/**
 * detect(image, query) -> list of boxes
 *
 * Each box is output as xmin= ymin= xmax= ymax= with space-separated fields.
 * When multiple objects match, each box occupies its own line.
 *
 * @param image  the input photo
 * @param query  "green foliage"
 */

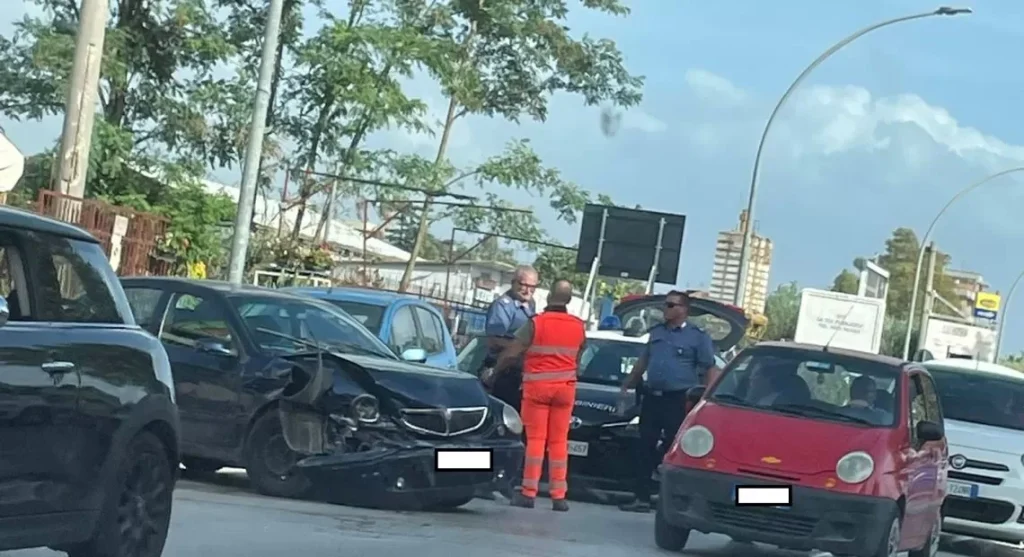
xmin=393 ymin=0 xmax=644 ymax=287
xmin=831 ymin=269 xmax=859 ymax=295
xmin=1000 ymin=352 xmax=1024 ymax=372
xmin=831 ymin=228 xmax=960 ymax=322
xmin=763 ymin=282 xmax=800 ymax=341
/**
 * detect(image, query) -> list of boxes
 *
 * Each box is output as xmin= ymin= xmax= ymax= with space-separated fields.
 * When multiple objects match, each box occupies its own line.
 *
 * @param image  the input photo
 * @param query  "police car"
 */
xmin=457 ymin=294 xmax=747 ymax=498
xmin=920 ymin=358 xmax=1024 ymax=546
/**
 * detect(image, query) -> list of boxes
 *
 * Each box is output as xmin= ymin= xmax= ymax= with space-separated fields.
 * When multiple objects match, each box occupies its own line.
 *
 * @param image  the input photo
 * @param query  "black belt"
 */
xmin=645 ymin=388 xmax=690 ymax=397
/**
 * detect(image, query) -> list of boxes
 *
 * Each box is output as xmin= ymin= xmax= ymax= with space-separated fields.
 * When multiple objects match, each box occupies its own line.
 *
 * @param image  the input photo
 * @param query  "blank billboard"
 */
xmin=573 ymin=204 xmax=686 ymax=284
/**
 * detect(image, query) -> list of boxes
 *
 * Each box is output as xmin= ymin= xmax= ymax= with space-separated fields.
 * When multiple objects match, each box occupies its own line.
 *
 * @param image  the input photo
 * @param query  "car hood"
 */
xmin=613 ymin=294 xmax=749 ymax=352
xmin=280 ymin=352 xmax=490 ymax=411
xmin=573 ymin=381 xmax=636 ymax=425
xmin=694 ymin=402 xmax=888 ymax=475
xmin=338 ymin=354 xmax=490 ymax=408
xmin=945 ymin=418 xmax=1024 ymax=456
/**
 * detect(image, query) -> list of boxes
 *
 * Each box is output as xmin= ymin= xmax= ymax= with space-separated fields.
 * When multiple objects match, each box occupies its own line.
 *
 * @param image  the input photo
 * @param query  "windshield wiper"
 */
xmin=327 ymin=341 xmax=391 ymax=359
xmin=255 ymin=327 xmax=328 ymax=352
xmin=709 ymin=393 xmax=747 ymax=405
xmin=771 ymin=403 xmax=875 ymax=425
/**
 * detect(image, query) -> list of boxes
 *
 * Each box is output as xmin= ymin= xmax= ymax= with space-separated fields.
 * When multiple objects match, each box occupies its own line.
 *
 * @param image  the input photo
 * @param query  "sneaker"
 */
xmin=618 ymin=499 xmax=651 ymax=513
xmin=552 ymin=499 xmax=569 ymax=512
xmin=510 ymin=492 xmax=535 ymax=508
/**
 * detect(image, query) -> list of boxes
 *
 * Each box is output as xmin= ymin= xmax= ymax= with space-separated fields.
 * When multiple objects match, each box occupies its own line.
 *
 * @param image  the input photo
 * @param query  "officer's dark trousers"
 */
xmin=633 ymin=389 xmax=689 ymax=503
xmin=491 ymin=368 xmax=522 ymax=413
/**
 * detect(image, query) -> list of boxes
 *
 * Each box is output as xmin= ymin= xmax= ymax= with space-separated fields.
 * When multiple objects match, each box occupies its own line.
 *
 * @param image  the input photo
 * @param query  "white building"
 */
xmin=199 ymin=180 xmax=423 ymax=262
xmin=708 ymin=210 xmax=772 ymax=314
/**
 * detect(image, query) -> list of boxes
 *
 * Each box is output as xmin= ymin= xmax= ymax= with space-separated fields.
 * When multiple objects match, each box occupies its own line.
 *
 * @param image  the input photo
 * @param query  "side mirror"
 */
xmin=916 ymin=420 xmax=944 ymax=442
xmin=401 ymin=348 xmax=428 ymax=363
xmin=196 ymin=337 xmax=234 ymax=357
xmin=686 ymin=386 xmax=707 ymax=406
xmin=0 ymin=295 xmax=9 ymax=328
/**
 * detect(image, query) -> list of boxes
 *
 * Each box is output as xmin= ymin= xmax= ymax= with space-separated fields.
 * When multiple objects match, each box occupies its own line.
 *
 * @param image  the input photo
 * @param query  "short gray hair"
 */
xmin=514 ymin=265 xmax=537 ymax=281
xmin=548 ymin=279 xmax=573 ymax=306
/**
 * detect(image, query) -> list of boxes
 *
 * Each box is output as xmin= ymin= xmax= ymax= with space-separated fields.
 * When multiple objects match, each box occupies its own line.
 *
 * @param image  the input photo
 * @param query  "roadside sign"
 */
xmin=973 ymin=291 xmax=1001 ymax=320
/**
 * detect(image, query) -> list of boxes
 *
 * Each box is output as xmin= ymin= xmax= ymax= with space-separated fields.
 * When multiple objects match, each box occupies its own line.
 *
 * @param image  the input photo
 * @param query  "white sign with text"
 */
xmin=794 ymin=289 xmax=886 ymax=354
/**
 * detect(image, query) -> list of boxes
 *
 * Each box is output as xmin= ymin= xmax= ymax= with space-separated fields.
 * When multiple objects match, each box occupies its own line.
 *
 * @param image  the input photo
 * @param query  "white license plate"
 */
xmin=948 ymin=480 xmax=978 ymax=498
xmin=567 ymin=441 xmax=589 ymax=457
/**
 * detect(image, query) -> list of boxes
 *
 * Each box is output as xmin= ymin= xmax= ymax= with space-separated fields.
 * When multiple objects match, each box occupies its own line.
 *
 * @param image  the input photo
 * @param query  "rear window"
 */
xmin=617 ymin=303 xmax=733 ymax=342
xmin=709 ymin=347 xmax=902 ymax=427
xmin=326 ymin=300 xmax=385 ymax=334
xmin=579 ymin=338 xmax=645 ymax=385
xmin=926 ymin=365 xmax=1024 ymax=431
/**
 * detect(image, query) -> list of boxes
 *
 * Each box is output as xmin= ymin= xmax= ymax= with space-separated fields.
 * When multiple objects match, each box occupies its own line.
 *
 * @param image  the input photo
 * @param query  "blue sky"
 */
xmin=6 ymin=1 xmax=1024 ymax=349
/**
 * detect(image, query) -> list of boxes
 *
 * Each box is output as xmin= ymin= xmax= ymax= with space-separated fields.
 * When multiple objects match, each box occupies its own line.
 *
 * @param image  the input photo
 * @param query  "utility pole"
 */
xmin=50 ymin=0 xmax=109 ymax=203
xmin=226 ymin=0 xmax=286 ymax=285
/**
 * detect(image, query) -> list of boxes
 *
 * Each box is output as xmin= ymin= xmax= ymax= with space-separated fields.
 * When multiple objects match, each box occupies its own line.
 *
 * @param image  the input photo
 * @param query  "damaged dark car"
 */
xmin=120 ymin=277 xmax=524 ymax=509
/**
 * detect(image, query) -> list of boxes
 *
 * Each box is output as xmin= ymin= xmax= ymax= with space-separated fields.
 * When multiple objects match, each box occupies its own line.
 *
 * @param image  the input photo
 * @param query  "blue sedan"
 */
xmin=284 ymin=286 xmax=459 ymax=370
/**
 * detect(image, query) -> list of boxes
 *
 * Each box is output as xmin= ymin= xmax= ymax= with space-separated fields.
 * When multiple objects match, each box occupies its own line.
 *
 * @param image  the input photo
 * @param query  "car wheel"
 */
xmin=66 ymin=431 xmax=174 ymax=557
xmin=908 ymin=512 xmax=940 ymax=557
xmin=181 ymin=457 xmax=223 ymax=475
xmin=654 ymin=504 xmax=690 ymax=551
xmin=244 ymin=411 xmax=312 ymax=499
xmin=872 ymin=512 xmax=902 ymax=557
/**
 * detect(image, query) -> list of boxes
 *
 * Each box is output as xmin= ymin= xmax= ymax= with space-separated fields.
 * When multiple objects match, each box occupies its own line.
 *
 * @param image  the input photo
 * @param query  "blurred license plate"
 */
xmin=567 ymin=441 xmax=589 ymax=457
xmin=948 ymin=481 xmax=978 ymax=498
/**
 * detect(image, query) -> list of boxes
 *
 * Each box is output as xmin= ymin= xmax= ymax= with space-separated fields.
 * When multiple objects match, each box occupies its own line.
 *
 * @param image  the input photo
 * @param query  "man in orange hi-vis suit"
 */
xmin=493 ymin=279 xmax=585 ymax=512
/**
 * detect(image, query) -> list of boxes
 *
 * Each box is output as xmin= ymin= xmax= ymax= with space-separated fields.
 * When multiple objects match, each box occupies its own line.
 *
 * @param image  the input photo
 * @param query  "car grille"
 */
xmin=944 ymin=496 xmax=1016 ymax=524
xmin=399 ymin=407 xmax=488 ymax=437
xmin=708 ymin=503 xmax=817 ymax=537
xmin=949 ymin=471 xmax=1002 ymax=486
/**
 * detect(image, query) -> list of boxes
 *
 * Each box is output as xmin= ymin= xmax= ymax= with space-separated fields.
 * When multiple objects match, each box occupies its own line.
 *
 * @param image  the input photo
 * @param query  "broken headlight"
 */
xmin=502 ymin=403 xmax=523 ymax=435
xmin=350 ymin=394 xmax=380 ymax=424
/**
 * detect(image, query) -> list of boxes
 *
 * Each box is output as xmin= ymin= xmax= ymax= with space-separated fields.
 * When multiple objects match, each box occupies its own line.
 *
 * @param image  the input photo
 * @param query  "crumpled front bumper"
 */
xmin=295 ymin=438 xmax=524 ymax=506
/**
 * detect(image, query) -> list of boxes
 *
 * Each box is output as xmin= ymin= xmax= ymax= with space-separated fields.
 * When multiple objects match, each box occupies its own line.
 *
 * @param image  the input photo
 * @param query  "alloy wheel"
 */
xmin=115 ymin=449 xmax=172 ymax=556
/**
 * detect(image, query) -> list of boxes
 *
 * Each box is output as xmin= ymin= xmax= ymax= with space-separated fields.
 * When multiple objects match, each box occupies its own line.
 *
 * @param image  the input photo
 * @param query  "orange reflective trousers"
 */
xmin=519 ymin=380 xmax=576 ymax=500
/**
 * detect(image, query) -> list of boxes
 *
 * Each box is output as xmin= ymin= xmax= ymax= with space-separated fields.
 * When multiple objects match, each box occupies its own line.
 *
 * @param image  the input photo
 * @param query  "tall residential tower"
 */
xmin=709 ymin=211 xmax=773 ymax=314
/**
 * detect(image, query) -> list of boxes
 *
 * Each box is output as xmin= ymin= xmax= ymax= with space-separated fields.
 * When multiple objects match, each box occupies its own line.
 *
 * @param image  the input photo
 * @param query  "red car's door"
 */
xmin=900 ymin=372 xmax=943 ymax=548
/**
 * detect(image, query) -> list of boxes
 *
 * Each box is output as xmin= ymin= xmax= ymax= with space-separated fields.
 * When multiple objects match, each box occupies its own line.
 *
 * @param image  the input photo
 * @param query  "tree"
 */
xmin=393 ymin=0 xmax=644 ymax=290
xmin=763 ymin=282 xmax=800 ymax=341
xmin=831 ymin=269 xmax=859 ymax=295
xmin=0 ymin=0 xmax=250 ymax=265
xmin=832 ymin=228 xmax=959 ymax=322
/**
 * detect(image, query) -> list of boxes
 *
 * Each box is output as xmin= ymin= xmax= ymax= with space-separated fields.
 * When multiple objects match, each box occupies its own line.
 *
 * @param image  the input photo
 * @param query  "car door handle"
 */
xmin=41 ymin=361 xmax=75 ymax=374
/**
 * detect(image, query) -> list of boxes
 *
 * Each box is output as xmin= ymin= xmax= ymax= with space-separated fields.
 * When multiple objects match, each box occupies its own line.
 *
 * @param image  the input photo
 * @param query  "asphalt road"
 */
xmin=3 ymin=471 xmax=1018 ymax=557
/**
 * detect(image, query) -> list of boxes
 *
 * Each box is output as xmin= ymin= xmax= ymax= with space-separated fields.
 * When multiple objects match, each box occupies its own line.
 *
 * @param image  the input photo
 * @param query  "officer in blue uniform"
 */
xmin=481 ymin=265 xmax=538 ymax=412
xmin=617 ymin=290 xmax=720 ymax=513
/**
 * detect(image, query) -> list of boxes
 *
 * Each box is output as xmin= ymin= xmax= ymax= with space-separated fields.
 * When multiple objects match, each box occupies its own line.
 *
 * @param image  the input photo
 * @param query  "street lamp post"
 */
xmin=995 ymin=269 xmax=1024 ymax=359
xmin=735 ymin=6 xmax=972 ymax=307
xmin=901 ymin=166 xmax=1024 ymax=360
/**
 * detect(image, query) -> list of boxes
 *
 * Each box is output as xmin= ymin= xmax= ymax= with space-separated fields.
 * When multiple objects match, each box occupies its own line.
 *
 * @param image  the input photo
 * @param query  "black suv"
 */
xmin=0 ymin=206 xmax=179 ymax=557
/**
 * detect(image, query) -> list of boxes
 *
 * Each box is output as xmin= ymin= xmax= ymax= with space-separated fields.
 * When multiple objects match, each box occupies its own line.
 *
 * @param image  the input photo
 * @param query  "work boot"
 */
xmin=552 ymin=499 xmax=569 ymax=512
xmin=510 ymin=492 xmax=535 ymax=508
xmin=618 ymin=499 xmax=651 ymax=513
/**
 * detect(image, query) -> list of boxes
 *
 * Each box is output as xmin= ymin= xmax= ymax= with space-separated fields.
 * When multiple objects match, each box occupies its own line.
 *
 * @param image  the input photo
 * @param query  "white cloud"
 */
xmin=680 ymin=68 xmax=1024 ymax=173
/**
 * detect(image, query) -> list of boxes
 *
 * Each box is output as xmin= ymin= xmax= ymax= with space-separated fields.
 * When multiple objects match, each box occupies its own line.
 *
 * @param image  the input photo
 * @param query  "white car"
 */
xmin=922 ymin=358 xmax=1024 ymax=545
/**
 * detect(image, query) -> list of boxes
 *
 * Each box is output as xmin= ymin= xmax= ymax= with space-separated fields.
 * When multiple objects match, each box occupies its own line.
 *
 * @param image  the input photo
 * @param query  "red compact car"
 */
xmin=656 ymin=342 xmax=948 ymax=557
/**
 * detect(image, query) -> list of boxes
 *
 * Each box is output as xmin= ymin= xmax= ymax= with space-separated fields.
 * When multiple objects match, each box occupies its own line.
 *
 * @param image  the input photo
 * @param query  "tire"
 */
xmin=654 ymin=503 xmax=690 ymax=551
xmin=66 ymin=431 xmax=174 ymax=557
xmin=908 ymin=511 xmax=941 ymax=557
xmin=872 ymin=511 xmax=903 ymax=557
xmin=181 ymin=457 xmax=223 ymax=475
xmin=244 ymin=410 xmax=312 ymax=499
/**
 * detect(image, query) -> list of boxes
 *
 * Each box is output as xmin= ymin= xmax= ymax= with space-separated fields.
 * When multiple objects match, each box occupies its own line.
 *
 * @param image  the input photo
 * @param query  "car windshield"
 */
xmin=926 ymin=365 xmax=1024 ymax=431
xmin=709 ymin=346 xmax=902 ymax=427
xmin=230 ymin=295 xmax=396 ymax=360
xmin=325 ymin=300 xmax=386 ymax=334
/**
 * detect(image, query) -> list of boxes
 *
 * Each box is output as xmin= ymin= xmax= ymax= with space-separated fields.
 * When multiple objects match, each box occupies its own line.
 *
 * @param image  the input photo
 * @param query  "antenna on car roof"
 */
xmin=823 ymin=304 xmax=856 ymax=353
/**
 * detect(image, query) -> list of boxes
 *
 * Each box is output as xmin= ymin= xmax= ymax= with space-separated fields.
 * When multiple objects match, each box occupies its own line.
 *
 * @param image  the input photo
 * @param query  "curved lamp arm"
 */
xmin=995 ymin=270 xmax=1024 ymax=359
xmin=735 ymin=6 xmax=973 ymax=306
xmin=902 ymin=165 xmax=1024 ymax=360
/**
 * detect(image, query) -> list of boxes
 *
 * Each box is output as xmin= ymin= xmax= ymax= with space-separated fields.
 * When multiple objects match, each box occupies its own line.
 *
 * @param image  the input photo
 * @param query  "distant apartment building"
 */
xmin=945 ymin=268 xmax=989 ymax=318
xmin=708 ymin=211 xmax=773 ymax=314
